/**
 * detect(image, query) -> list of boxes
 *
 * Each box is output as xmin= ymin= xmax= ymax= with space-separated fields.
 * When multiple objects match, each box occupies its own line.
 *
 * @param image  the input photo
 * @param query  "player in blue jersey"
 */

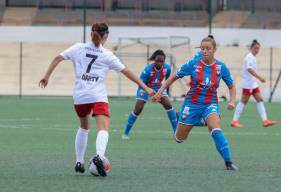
xmin=152 ymin=37 xmax=238 ymax=170
xmin=123 ymin=50 xmax=178 ymax=139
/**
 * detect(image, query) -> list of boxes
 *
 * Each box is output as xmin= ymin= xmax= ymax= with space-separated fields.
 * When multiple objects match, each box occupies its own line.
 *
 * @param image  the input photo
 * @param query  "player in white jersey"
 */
xmin=39 ymin=23 xmax=154 ymax=176
xmin=231 ymin=40 xmax=277 ymax=128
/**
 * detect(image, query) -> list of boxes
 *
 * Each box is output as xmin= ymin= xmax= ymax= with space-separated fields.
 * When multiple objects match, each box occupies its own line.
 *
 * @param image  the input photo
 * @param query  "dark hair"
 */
xmin=201 ymin=36 xmax=216 ymax=48
xmin=149 ymin=49 xmax=166 ymax=61
xmin=207 ymin=34 xmax=214 ymax=39
xmin=250 ymin=39 xmax=260 ymax=49
xmin=91 ymin=23 xmax=109 ymax=47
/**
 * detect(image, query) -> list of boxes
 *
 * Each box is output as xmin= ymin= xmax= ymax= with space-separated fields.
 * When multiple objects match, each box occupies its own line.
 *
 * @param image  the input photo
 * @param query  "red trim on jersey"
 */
xmin=147 ymin=67 xmax=156 ymax=87
xmin=190 ymin=60 xmax=205 ymax=103
xmin=159 ymin=67 xmax=164 ymax=82
xmin=74 ymin=102 xmax=110 ymax=118
xmin=205 ymin=62 xmax=218 ymax=104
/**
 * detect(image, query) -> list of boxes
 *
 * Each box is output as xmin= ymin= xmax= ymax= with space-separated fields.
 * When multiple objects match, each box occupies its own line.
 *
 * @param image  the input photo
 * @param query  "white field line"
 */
xmin=0 ymin=124 xmax=280 ymax=137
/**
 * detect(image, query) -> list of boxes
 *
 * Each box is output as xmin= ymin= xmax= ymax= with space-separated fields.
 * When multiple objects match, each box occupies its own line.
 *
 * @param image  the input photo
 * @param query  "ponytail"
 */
xmin=92 ymin=31 xmax=101 ymax=47
xmin=91 ymin=23 xmax=109 ymax=47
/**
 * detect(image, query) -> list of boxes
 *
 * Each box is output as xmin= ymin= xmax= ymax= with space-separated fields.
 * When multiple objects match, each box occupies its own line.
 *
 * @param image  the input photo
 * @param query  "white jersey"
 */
xmin=242 ymin=52 xmax=258 ymax=89
xmin=60 ymin=42 xmax=125 ymax=104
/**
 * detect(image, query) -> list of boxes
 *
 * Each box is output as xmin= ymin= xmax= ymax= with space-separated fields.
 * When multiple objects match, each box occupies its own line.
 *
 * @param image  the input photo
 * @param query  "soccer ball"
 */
xmin=88 ymin=156 xmax=110 ymax=176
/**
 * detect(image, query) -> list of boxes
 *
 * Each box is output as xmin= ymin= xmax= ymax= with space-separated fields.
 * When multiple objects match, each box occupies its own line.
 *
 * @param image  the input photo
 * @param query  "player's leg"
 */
xmin=74 ymin=104 xmax=92 ymax=173
xmin=159 ymin=96 xmax=177 ymax=134
xmin=92 ymin=114 xmax=110 ymax=176
xmin=92 ymin=102 xmax=111 ymax=176
xmin=123 ymin=99 xmax=146 ymax=138
xmin=175 ymin=123 xmax=193 ymax=143
xmin=231 ymin=89 xmax=250 ymax=127
xmin=206 ymin=112 xmax=237 ymax=170
xmin=253 ymin=88 xmax=277 ymax=127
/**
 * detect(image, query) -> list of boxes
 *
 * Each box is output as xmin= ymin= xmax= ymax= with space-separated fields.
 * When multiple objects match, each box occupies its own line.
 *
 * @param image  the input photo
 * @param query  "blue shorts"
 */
xmin=136 ymin=88 xmax=168 ymax=102
xmin=178 ymin=102 xmax=220 ymax=126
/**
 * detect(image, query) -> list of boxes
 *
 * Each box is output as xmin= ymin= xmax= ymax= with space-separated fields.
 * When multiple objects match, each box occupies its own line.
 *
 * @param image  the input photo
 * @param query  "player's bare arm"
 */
xmin=248 ymin=68 xmax=266 ymax=83
xmin=39 ymin=55 xmax=64 ymax=88
xmin=227 ymin=84 xmax=236 ymax=110
xmin=121 ymin=67 xmax=155 ymax=96
xmin=152 ymin=73 xmax=178 ymax=102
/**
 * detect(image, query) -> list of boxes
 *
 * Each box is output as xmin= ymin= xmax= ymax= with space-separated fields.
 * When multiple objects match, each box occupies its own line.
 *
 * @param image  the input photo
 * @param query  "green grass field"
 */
xmin=0 ymin=96 xmax=280 ymax=192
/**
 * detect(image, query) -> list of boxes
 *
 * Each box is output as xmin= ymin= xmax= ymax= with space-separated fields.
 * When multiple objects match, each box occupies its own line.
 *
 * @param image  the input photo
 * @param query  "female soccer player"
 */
xmin=231 ymin=40 xmax=277 ymax=128
xmin=39 ymin=23 xmax=154 ymax=176
xmin=152 ymin=36 xmax=238 ymax=170
xmin=122 ymin=50 xmax=177 ymax=139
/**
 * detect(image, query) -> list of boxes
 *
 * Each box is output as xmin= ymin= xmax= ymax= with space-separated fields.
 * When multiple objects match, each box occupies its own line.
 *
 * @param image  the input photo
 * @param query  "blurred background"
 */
xmin=0 ymin=0 xmax=280 ymax=101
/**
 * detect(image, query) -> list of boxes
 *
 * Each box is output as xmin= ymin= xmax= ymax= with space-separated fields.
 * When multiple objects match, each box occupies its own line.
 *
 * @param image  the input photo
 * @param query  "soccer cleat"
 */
xmin=230 ymin=120 xmax=243 ymax=128
xmin=75 ymin=162 xmax=85 ymax=173
xmin=93 ymin=155 xmax=107 ymax=177
xmin=263 ymin=120 xmax=277 ymax=127
xmin=225 ymin=161 xmax=238 ymax=171
xmin=121 ymin=134 xmax=129 ymax=140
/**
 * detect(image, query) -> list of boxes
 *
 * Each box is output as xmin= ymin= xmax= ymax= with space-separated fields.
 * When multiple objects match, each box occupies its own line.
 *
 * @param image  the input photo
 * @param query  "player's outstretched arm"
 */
xmin=121 ymin=67 xmax=155 ymax=96
xmin=248 ymin=68 xmax=266 ymax=83
xmin=152 ymin=73 xmax=178 ymax=102
xmin=227 ymin=84 xmax=236 ymax=110
xmin=39 ymin=55 xmax=64 ymax=88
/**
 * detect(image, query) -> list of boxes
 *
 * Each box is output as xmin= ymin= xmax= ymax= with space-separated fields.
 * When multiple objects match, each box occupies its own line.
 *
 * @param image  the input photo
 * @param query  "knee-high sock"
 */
xmin=75 ymin=128 xmax=88 ymax=164
xmin=257 ymin=102 xmax=267 ymax=121
xmin=166 ymin=108 xmax=177 ymax=133
xmin=233 ymin=102 xmax=245 ymax=121
xmin=211 ymin=128 xmax=231 ymax=162
xmin=124 ymin=112 xmax=138 ymax=135
xmin=96 ymin=130 xmax=109 ymax=159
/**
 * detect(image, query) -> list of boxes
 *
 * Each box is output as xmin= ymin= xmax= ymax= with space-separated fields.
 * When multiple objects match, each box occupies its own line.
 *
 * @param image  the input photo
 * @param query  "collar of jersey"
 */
xmin=200 ymin=59 xmax=216 ymax=67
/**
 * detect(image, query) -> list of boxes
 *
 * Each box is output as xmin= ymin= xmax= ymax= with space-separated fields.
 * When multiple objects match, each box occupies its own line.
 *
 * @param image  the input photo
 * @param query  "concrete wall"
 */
xmin=0 ymin=26 xmax=281 ymax=48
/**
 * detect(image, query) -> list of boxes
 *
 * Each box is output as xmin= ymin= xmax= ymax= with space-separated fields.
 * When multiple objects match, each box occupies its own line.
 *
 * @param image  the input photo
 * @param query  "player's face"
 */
xmin=200 ymin=41 xmax=216 ymax=62
xmin=251 ymin=44 xmax=260 ymax=56
xmin=154 ymin=55 xmax=165 ymax=69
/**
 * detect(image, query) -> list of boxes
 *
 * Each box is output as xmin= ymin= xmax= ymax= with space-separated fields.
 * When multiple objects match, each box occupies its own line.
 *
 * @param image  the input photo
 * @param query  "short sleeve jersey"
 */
xmin=60 ymin=42 xmax=125 ymax=104
xmin=176 ymin=58 xmax=234 ymax=105
xmin=242 ymin=52 xmax=258 ymax=89
xmin=140 ymin=63 xmax=171 ymax=89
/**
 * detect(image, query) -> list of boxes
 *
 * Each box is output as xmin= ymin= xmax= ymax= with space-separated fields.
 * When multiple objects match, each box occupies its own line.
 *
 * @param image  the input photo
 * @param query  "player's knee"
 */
xmin=133 ymin=109 xmax=142 ymax=116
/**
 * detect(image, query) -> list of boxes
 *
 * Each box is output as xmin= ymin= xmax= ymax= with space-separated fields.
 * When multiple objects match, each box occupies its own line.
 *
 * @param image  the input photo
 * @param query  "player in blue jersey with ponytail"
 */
xmin=152 ymin=37 xmax=238 ymax=170
xmin=123 ymin=50 xmax=177 ymax=139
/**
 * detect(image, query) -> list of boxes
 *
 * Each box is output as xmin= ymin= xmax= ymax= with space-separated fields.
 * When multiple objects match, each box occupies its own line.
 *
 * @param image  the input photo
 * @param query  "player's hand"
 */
xmin=259 ymin=77 xmax=266 ymax=83
xmin=39 ymin=77 xmax=48 ymax=88
xmin=151 ymin=92 xmax=161 ymax=102
xmin=227 ymin=101 xmax=235 ymax=110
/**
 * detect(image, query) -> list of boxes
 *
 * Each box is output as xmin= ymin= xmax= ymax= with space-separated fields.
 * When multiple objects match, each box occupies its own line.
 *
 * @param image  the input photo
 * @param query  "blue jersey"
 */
xmin=193 ymin=51 xmax=203 ymax=60
xmin=176 ymin=58 xmax=234 ymax=105
xmin=140 ymin=63 xmax=171 ymax=89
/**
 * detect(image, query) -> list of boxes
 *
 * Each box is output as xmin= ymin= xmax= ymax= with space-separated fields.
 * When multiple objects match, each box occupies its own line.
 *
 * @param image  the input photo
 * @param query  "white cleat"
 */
xmin=122 ymin=134 xmax=129 ymax=140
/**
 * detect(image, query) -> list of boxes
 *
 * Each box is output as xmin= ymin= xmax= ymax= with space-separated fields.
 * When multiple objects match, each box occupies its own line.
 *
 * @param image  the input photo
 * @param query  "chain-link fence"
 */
xmin=0 ymin=42 xmax=280 ymax=101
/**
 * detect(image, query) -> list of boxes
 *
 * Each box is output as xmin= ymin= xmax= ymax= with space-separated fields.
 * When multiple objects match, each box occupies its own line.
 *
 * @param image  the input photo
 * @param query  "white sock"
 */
xmin=96 ymin=130 xmax=109 ymax=159
xmin=75 ymin=128 xmax=89 ymax=164
xmin=233 ymin=102 xmax=245 ymax=121
xmin=257 ymin=102 xmax=267 ymax=121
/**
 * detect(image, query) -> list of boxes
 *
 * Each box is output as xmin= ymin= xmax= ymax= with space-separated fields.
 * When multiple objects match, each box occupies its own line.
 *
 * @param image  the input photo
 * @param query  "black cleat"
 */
xmin=93 ymin=155 xmax=107 ymax=177
xmin=225 ymin=161 xmax=238 ymax=171
xmin=75 ymin=162 xmax=85 ymax=173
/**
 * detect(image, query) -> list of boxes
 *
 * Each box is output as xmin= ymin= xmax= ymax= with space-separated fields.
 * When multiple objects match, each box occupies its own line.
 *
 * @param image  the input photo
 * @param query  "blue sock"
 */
xmin=211 ymin=128 xmax=231 ymax=162
xmin=166 ymin=108 xmax=178 ymax=134
xmin=124 ymin=112 xmax=138 ymax=136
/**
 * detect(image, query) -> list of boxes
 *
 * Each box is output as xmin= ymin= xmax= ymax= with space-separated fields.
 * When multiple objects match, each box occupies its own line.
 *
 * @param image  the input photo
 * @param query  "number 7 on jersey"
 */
xmin=86 ymin=54 xmax=98 ymax=73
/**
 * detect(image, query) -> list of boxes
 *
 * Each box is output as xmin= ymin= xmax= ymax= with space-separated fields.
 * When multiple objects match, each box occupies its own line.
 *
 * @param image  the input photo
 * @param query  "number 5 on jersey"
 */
xmin=86 ymin=54 xmax=98 ymax=73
